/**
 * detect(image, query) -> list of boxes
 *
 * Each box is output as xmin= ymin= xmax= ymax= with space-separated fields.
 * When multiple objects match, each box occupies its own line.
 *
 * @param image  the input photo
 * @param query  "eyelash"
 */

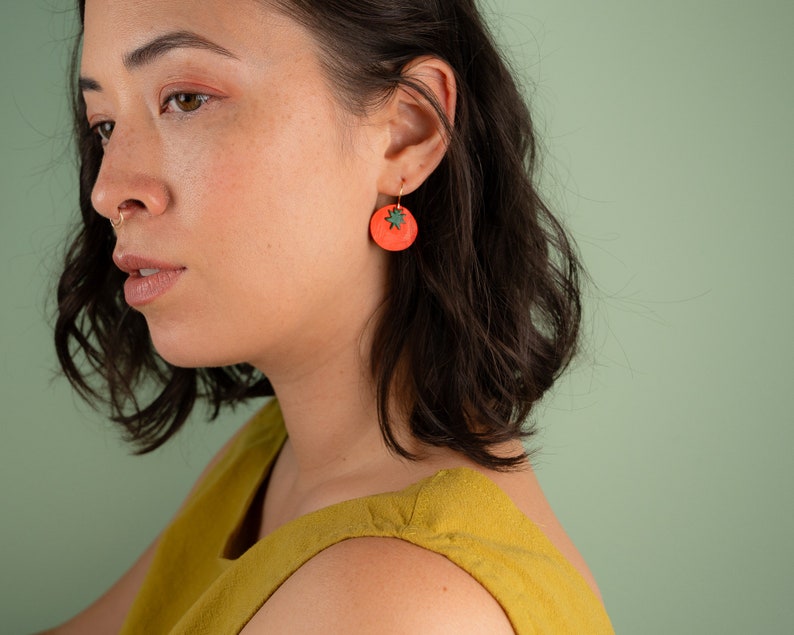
xmin=90 ymin=91 xmax=213 ymax=144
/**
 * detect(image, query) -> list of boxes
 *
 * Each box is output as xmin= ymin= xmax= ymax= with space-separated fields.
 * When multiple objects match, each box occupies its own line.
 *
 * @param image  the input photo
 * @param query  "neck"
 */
xmin=275 ymin=364 xmax=388 ymax=482
xmin=253 ymin=309 xmax=406 ymax=493
xmin=253 ymin=334 xmax=428 ymax=537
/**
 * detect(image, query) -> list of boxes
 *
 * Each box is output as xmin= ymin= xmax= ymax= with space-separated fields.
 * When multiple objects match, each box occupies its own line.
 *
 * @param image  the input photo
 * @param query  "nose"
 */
xmin=90 ymin=124 xmax=170 ymax=222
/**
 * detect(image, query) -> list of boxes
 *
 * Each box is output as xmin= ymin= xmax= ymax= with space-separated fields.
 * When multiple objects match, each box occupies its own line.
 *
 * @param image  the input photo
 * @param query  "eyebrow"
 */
xmin=79 ymin=30 xmax=238 ymax=92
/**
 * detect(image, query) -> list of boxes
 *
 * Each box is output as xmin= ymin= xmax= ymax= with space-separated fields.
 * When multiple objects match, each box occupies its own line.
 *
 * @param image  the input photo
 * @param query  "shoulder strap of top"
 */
xmin=170 ymin=467 xmax=614 ymax=634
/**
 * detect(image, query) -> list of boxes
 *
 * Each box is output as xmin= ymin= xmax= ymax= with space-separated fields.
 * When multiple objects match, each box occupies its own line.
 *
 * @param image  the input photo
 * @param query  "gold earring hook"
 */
xmin=396 ymin=181 xmax=405 ymax=210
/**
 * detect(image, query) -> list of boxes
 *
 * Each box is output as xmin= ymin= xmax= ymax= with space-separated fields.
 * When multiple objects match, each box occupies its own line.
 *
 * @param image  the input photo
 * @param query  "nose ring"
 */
xmin=110 ymin=210 xmax=124 ymax=229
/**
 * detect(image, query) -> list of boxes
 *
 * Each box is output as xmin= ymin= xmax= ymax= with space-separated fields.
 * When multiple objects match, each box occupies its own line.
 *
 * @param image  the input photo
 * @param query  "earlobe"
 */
xmin=378 ymin=56 xmax=457 ymax=195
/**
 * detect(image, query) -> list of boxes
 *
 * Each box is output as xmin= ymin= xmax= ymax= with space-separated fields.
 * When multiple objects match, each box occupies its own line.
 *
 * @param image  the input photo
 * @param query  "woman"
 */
xmin=44 ymin=0 xmax=614 ymax=632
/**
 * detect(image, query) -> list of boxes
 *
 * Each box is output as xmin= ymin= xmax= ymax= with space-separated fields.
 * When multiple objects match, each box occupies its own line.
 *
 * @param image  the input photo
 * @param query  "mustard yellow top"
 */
xmin=120 ymin=400 xmax=614 ymax=634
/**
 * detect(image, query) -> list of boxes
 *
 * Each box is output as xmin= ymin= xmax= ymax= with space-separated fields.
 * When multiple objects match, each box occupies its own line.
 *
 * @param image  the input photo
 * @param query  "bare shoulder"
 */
xmin=240 ymin=537 xmax=515 ymax=634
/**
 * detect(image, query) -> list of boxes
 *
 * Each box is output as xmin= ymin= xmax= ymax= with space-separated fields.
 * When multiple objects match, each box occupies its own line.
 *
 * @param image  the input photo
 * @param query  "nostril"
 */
xmin=119 ymin=199 xmax=146 ymax=211
xmin=115 ymin=199 xmax=147 ymax=221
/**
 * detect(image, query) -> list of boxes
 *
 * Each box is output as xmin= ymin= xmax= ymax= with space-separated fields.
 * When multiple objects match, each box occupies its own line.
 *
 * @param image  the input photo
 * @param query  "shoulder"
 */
xmin=240 ymin=536 xmax=515 ymax=634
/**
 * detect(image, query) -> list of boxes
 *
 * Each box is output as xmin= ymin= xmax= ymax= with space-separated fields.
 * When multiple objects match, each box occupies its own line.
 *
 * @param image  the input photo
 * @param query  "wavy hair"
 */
xmin=56 ymin=0 xmax=582 ymax=469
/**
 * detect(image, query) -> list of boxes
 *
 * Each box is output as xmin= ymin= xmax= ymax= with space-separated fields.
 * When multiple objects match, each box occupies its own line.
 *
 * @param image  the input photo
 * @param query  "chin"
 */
xmin=148 ymin=326 xmax=245 ymax=370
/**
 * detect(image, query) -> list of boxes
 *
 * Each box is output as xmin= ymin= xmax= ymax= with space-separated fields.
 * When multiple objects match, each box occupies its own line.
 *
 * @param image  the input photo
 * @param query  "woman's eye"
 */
xmin=164 ymin=92 xmax=210 ymax=113
xmin=91 ymin=121 xmax=115 ymax=143
xmin=87 ymin=93 xmax=210 ymax=144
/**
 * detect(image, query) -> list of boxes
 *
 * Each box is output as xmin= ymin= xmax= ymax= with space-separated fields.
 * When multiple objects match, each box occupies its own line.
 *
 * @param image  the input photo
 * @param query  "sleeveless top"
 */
xmin=120 ymin=400 xmax=614 ymax=634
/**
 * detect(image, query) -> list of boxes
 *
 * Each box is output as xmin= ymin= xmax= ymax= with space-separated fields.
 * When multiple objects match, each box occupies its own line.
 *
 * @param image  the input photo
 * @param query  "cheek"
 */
xmin=160 ymin=92 xmax=379 ymax=292
xmin=198 ymin=114 xmax=359 ymax=243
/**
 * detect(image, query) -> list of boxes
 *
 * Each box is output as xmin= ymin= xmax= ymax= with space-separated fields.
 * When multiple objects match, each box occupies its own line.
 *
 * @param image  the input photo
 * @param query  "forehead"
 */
xmin=80 ymin=0 xmax=272 ymax=68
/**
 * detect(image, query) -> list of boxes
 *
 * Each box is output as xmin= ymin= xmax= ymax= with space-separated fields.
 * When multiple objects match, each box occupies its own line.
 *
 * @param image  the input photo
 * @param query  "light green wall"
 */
xmin=2 ymin=1 xmax=792 ymax=633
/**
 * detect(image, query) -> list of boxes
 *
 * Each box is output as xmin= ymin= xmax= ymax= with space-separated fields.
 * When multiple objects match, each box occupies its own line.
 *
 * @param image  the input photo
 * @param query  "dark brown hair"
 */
xmin=57 ymin=0 xmax=582 ymax=469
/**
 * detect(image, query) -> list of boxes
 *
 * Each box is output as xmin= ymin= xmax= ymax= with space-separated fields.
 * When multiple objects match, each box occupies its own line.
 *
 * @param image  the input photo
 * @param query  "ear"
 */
xmin=376 ymin=56 xmax=457 ymax=197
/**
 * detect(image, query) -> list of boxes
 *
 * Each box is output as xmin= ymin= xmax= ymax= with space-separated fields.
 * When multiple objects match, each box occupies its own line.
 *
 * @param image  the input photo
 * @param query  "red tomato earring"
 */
xmin=369 ymin=182 xmax=418 ymax=251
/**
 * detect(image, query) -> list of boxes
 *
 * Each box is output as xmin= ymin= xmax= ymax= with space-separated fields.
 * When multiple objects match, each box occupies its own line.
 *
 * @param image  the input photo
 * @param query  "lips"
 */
xmin=113 ymin=253 xmax=186 ymax=307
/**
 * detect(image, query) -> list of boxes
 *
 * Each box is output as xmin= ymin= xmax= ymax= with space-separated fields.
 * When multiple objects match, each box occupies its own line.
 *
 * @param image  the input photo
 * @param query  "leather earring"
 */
xmin=369 ymin=182 xmax=418 ymax=251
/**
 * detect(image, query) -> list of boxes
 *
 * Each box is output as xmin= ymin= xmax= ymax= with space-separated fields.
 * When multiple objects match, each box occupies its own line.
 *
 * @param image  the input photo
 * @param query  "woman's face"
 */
xmin=81 ymin=0 xmax=392 ymax=377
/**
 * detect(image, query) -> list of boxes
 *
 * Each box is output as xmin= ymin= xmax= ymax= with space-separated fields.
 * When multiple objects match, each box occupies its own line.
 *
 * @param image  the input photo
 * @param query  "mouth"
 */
xmin=113 ymin=253 xmax=186 ymax=307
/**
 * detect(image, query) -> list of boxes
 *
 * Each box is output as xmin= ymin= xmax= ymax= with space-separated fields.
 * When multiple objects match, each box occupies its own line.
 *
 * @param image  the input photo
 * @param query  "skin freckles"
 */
xmin=82 ymin=0 xmax=392 ymax=379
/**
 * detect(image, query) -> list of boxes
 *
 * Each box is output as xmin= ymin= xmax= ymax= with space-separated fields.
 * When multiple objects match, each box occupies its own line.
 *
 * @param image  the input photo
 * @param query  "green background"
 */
xmin=2 ymin=1 xmax=792 ymax=632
